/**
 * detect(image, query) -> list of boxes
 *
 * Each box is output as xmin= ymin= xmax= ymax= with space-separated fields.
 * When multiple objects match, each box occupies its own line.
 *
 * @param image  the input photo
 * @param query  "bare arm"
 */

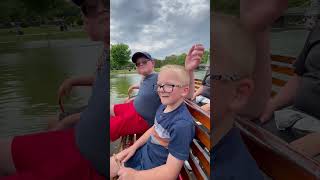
xmin=186 ymin=70 xmax=195 ymax=100
xmin=192 ymin=85 xmax=204 ymax=99
xmin=69 ymin=76 xmax=95 ymax=86
xmin=239 ymin=0 xmax=288 ymax=119
xmin=53 ymin=113 xmax=81 ymax=130
xmin=131 ymin=126 xmax=154 ymax=150
xmin=184 ymin=44 xmax=205 ymax=99
xmin=269 ymin=75 xmax=301 ymax=110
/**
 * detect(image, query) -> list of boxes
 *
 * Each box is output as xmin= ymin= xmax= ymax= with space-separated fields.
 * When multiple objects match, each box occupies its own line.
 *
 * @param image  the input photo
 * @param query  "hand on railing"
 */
xmin=58 ymin=78 xmax=74 ymax=113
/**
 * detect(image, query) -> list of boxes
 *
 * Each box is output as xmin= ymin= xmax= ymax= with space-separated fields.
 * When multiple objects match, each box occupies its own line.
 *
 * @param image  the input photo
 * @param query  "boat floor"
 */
xmin=253 ymin=117 xmax=320 ymax=163
xmin=259 ymin=117 xmax=305 ymax=143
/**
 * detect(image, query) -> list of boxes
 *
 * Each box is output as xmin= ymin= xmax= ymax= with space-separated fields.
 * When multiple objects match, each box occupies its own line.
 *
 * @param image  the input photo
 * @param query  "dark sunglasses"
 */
xmin=135 ymin=59 xmax=150 ymax=67
xmin=211 ymin=74 xmax=241 ymax=81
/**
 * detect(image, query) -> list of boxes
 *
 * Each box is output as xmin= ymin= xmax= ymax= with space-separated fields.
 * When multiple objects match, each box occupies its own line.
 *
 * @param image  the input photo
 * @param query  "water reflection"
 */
xmin=0 ymin=39 xmax=102 ymax=137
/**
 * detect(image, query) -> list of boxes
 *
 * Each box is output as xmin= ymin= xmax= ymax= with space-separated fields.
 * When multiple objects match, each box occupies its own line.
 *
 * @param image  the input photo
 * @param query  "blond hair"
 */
xmin=212 ymin=13 xmax=256 ymax=77
xmin=160 ymin=64 xmax=190 ymax=85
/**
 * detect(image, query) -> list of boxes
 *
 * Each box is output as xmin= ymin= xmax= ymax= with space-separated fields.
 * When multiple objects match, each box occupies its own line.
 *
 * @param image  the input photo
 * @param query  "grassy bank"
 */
xmin=0 ymin=26 xmax=86 ymax=42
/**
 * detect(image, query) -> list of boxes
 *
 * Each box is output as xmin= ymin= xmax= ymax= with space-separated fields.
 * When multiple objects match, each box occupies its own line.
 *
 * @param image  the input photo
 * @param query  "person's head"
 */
xmin=132 ymin=52 xmax=155 ymax=76
xmin=72 ymin=0 xmax=109 ymax=41
xmin=157 ymin=65 xmax=190 ymax=107
xmin=212 ymin=14 xmax=256 ymax=124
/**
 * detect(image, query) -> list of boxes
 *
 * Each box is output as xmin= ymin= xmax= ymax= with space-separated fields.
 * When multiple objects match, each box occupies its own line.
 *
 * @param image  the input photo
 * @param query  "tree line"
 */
xmin=0 ymin=0 xmax=81 ymax=28
xmin=111 ymin=43 xmax=209 ymax=70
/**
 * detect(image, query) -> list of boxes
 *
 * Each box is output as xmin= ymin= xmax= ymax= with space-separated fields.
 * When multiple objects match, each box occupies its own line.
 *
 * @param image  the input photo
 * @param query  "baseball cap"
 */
xmin=132 ymin=52 xmax=154 ymax=63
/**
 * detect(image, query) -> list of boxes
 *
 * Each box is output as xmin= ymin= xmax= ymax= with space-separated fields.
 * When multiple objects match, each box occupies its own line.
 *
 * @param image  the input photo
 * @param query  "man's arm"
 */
xmin=238 ymin=0 xmax=288 ymax=119
xmin=187 ymin=70 xmax=195 ymax=99
xmin=69 ymin=76 xmax=95 ymax=86
xmin=128 ymin=83 xmax=140 ymax=97
xmin=260 ymin=75 xmax=301 ymax=122
xmin=192 ymin=85 xmax=204 ymax=100
xmin=185 ymin=44 xmax=205 ymax=99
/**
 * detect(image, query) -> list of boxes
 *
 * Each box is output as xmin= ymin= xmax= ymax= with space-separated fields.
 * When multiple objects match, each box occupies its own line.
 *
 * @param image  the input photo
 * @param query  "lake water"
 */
xmin=0 ymin=39 xmax=103 ymax=137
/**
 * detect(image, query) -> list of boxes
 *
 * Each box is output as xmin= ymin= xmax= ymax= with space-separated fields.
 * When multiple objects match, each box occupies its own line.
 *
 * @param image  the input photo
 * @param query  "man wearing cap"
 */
xmin=110 ymin=45 xmax=205 ymax=142
xmin=110 ymin=51 xmax=161 ymax=141
xmin=0 ymin=0 xmax=108 ymax=179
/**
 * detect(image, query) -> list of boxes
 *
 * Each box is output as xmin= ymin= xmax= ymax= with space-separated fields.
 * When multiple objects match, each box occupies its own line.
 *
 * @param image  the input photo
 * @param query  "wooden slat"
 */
xmin=195 ymin=126 xmax=210 ymax=150
xmin=185 ymin=99 xmax=210 ymax=130
xmin=271 ymin=64 xmax=295 ymax=76
xmin=188 ymin=154 xmax=205 ymax=180
xmin=180 ymin=166 xmax=190 ymax=180
xmin=195 ymin=79 xmax=202 ymax=85
xmin=235 ymin=118 xmax=320 ymax=179
xmin=272 ymin=77 xmax=287 ymax=87
xmin=271 ymin=55 xmax=295 ymax=64
xmin=191 ymin=141 xmax=210 ymax=176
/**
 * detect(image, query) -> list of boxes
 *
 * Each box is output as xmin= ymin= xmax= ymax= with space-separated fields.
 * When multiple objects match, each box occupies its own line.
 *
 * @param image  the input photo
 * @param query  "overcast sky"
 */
xmin=111 ymin=0 xmax=210 ymax=60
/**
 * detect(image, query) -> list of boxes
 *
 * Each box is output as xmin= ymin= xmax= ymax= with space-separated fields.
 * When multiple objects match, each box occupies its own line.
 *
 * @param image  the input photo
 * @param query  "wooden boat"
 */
xmin=235 ymin=54 xmax=320 ymax=179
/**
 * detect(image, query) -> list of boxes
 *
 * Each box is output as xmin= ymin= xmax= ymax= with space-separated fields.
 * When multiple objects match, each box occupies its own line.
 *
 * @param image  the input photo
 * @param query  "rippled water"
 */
xmin=0 ymin=39 xmax=103 ymax=137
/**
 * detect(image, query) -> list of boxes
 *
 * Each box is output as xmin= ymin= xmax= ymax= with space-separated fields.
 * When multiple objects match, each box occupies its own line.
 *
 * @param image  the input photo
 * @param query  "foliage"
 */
xmin=110 ymin=43 xmax=131 ymax=70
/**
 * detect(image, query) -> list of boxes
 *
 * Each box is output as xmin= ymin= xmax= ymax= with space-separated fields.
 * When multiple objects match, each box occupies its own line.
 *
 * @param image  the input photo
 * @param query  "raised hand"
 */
xmin=185 ymin=44 xmax=205 ymax=71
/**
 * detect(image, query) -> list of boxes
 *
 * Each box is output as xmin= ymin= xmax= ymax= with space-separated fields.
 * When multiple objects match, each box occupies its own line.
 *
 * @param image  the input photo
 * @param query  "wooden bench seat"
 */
xmin=236 ymin=54 xmax=320 ymax=179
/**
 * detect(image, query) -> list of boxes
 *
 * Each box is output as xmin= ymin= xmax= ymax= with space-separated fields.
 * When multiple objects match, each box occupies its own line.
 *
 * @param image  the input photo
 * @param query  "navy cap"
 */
xmin=71 ymin=0 xmax=85 ymax=6
xmin=132 ymin=52 xmax=153 ymax=63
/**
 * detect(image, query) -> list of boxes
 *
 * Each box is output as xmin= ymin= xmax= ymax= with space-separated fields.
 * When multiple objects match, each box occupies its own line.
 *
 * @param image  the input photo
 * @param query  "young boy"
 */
xmin=211 ymin=14 xmax=264 ymax=179
xmin=110 ymin=65 xmax=195 ymax=179
xmin=110 ymin=45 xmax=204 ymax=141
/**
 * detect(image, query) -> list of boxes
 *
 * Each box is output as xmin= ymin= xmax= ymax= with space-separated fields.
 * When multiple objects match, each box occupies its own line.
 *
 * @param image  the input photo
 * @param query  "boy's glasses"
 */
xmin=154 ymin=84 xmax=187 ymax=93
xmin=135 ymin=59 xmax=149 ymax=67
xmin=211 ymin=74 xmax=241 ymax=81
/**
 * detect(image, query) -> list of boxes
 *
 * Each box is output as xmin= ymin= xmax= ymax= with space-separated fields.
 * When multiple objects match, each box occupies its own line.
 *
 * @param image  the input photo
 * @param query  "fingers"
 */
xmin=187 ymin=45 xmax=195 ymax=57
xmin=116 ymin=149 xmax=130 ymax=162
xmin=190 ymin=44 xmax=205 ymax=57
xmin=122 ymin=152 xmax=132 ymax=163
xmin=117 ymin=167 xmax=126 ymax=178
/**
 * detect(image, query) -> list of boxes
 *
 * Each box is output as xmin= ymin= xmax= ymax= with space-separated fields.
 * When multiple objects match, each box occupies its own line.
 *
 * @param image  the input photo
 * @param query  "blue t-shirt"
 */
xmin=75 ymin=49 xmax=108 ymax=176
xmin=133 ymin=73 xmax=161 ymax=126
xmin=127 ymin=103 xmax=195 ymax=170
xmin=211 ymin=128 xmax=263 ymax=180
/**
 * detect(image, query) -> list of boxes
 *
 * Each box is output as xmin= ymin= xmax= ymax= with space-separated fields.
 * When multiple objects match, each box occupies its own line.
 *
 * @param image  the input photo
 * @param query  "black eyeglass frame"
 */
xmin=153 ymin=84 xmax=188 ymax=93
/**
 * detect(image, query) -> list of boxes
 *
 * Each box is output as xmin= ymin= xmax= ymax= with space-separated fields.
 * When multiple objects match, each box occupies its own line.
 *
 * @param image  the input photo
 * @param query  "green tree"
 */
xmin=202 ymin=49 xmax=210 ymax=64
xmin=111 ymin=43 xmax=131 ymax=70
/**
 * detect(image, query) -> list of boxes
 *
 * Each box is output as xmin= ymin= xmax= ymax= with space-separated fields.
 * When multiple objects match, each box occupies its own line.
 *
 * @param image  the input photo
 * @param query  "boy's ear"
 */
xmin=229 ymin=79 xmax=254 ymax=112
xmin=181 ymin=86 xmax=190 ymax=97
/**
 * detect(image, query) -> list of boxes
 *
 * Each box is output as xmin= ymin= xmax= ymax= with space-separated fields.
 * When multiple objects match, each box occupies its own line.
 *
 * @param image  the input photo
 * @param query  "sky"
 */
xmin=110 ymin=0 xmax=210 ymax=60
